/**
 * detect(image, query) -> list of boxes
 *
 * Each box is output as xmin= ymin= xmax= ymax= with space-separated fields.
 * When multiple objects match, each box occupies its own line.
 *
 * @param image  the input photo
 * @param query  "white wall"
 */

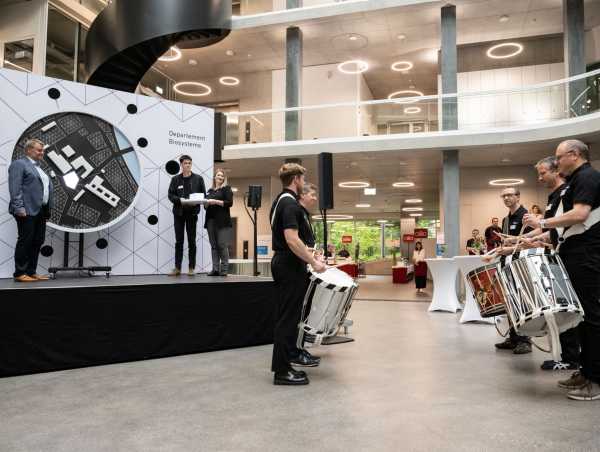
xmin=585 ymin=25 xmax=600 ymax=66
xmin=0 ymin=0 xmax=48 ymax=75
xmin=238 ymin=71 xmax=272 ymax=144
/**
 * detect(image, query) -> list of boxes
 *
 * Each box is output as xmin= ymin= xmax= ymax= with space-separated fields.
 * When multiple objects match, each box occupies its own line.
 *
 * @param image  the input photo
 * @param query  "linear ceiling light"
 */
xmin=219 ymin=76 xmax=240 ymax=86
xmin=388 ymin=90 xmax=424 ymax=103
xmin=158 ymin=46 xmax=181 ymax=62
xmin=404 ymin=199 xmax=422 ymax=203
xmin=489 ymin=178 xmax=524 ymax=186
xmin=409 ymin=213 xmax=423 ymax=217
xmin=339 ymin=181 xmax=370 ymax=188
xmin=486 ymin=42 xmax=523 ymax=59
xmin=392 ymin=182 xmax=415 ymax=188
xmin=312 ymin=214 xmax=354 ymax=220
xmin=356 ymin=203 xmax=371 ymax=208
xmin=173 ymin=82 xmax=212 ymax=97
xmin=337 ymin=60 xmax=369 ymax=74
xmin=402 ymin=207 xmax=423 ymax=212
xmin=391 ymin=61 xmax=413 ymax=72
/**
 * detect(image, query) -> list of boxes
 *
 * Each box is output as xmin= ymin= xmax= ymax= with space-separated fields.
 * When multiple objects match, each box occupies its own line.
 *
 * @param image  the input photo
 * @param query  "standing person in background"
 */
xmin=530 ymin=204 xmax=543 ymax=220
xmin=204 ymin=168 xmax=233 ymax=276
xmin=412 ymin=241 xmax=427 ymax=293
xmin=168 ymin=155 xmax=206 ymax=276
xmin=466 ymin=229 xmax=484 ymax=255
xmin=484 ymin=217 xmax=502 ymax=251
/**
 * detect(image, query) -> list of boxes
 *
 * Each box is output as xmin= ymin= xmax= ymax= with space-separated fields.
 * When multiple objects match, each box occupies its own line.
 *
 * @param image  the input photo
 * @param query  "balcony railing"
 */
xmin=224 ymin=68 xmax=600 ymax=146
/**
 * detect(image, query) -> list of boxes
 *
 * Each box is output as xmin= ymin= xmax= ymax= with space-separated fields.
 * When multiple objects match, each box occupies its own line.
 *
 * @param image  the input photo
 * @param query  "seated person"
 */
xmin=337 ymin=246 xmax=351 ymax=258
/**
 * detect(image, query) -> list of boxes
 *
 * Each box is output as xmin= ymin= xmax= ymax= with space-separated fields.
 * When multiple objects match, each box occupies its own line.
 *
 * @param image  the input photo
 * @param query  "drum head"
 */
xmin=312 ymin=267 xmax=354 ymax=288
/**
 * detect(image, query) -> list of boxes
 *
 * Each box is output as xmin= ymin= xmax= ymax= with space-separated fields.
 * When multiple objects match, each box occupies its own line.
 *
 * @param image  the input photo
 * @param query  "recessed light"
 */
xmin=312 ymin=214 xmax=354 ymax=220
xmin=409 ymin=213 xmax=422 ymax=217
xmin=405 ymin=199 xmax=422 ymax=203
xmin=391 ymin=61 xmax=413 ymax=72
xmin=388 ymin=90 xmax=424 ymax=103
xmin=393 ymin=182 xmax=415 ymax=188
xmin=158 ymin=46 xmax=181 ymax=62
xmin=489 ymin=178 xmax=524 ymax=186
xmin=337 ymin=60 xmax=369 ymax=74
xmin=499 ymin=15 xmax=509 ymax=23
xmin=397 ymin=34 xmax=406 ymax=40
xmin=219 ymin=76 xmax=240 ymax=86
xmin=226 ymin=49 xmax=235 ymax=56
xmin=349 ymin=34 xmax=358 ymax=41
xmin=173 ymin=82 xmax=212 ymax=97
xmin=487 ymin=42 xmax=523 ymax=59
xmin=501 ymin=157 xmax=512 ymax=163
xmin=188 ymin=59 xmax=198 ymax=66
xmin=231 ymin=187 xmax=238 ymax=192
xmin=364 ymin=187 xmax=377 ymax=195
xmin=402 ymin=207 xmax=423 ymax=212
xmin=398 ymin=161 xmax=408 ymax=166
xmin=155 ymin=86 xmax=164 ymax=95
xmin=356 ymin=203 xmax=371 ymax=208
xmin=377 ymin=219 xmax=388 ymax=223
xmin=339 ymin=181 xmax=370 ymax=188
xmin=404 ymin=107 xmax=421 ymax=114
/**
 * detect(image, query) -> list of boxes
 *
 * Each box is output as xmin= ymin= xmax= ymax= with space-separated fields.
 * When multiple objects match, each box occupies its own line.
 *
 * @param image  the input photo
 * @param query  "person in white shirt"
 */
xmin=412 ymin=241 xmax=427 ymax=293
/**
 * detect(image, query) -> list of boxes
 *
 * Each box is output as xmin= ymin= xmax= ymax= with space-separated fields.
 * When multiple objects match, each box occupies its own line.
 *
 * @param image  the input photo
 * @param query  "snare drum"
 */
xmin=499 ymin=248 xmax=584 ymax=337
xmin=466 ymin=263 xmax=507 ymax=317
xmin=297 ymin=267 xmax=358 ymax=346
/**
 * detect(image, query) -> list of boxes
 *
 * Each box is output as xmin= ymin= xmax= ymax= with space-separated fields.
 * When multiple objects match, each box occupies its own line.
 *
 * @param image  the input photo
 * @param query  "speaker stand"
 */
xmin=48 ymin=232 xmax=111 ymax=279
xmin=252 ymin=207 xmax=260 ymax=276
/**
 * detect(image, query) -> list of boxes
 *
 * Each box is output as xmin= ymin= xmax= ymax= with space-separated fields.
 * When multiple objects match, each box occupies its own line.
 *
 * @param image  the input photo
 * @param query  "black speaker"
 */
xmin=214 ymin=112 xmax=226 ymax=162
xmin=318 ymin=152 xmax=334 ymax=210
xmin=248 ymin=185 xmax=262 ymax=209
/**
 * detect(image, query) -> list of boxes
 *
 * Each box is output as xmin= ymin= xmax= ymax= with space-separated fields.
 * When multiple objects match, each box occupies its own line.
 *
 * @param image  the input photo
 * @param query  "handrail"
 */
xmin=225 ymin=68 xmax=600 ymax=117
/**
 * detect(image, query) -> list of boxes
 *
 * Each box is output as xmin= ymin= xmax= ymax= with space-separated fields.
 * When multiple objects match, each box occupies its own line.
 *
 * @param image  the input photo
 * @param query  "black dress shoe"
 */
xmin=218 ymin=272 xmax=228 ymax=277
xmin=274 ymin=370 xmax=309 ymax=385
xmin=290 ymin=350 xmax=320 ymax=367
xmin=207 ymin=271 xmax=220 ymax=276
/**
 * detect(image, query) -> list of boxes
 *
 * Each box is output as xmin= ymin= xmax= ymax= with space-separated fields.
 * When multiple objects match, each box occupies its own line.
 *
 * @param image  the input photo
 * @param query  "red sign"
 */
xmin=403 ymin=234 xmax=415 ymax=242
xmin=414 ymin=228 xmax=428 ymax=238
xmin=341 ymin=235 xmax=353 ymax=244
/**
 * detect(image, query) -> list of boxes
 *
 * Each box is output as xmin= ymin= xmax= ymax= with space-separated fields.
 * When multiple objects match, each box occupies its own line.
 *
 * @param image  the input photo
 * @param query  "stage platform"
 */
xmin=0 ymin=274 xmax=276 ymax=377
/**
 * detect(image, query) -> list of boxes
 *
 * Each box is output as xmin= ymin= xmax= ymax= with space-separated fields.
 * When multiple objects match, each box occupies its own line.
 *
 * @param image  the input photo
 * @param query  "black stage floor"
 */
xmin=0 ymin=274 xmax=276 ymax=377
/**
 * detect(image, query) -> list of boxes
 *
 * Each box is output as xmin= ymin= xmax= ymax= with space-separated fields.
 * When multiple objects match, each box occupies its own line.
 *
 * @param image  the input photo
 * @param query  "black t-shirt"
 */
xmin=502 ymin=205 xmax=532 ymax=236
xmin=544 ymin=183 xmax=566 ymax=247
xmin=466 ymin=238 xmax=483 ymax=255
xmin=183 ymin=175 xmax=192 ymax=199
xmin=270 ymin=189 xmax=304 ymax=259
xmin=559 ymin=163 xmax=600 ymax=251
xmin=299 ymin=206 xmax=315 ymax=248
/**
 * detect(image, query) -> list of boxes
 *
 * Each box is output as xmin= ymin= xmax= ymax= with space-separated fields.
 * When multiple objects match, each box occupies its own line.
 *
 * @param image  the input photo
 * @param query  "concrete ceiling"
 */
xmin=153 ymin=0 xmax=600 ymax=103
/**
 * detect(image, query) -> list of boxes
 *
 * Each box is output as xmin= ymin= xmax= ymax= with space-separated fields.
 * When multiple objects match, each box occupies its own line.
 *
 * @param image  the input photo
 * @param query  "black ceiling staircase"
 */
xmin=85 ymin=0 xmax=232 ymax=92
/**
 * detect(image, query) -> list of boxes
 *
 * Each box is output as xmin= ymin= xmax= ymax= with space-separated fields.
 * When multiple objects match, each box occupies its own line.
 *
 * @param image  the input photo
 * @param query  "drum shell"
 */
xmin=466 ymin=263 xmax=507 ymax=318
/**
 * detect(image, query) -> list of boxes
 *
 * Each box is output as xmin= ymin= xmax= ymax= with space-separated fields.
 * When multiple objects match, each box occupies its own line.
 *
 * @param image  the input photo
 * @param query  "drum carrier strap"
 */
xmin=554 ymin=199 xmax=600 ymax=250
xmin=270 ymin=193 xmax=296 ymax=228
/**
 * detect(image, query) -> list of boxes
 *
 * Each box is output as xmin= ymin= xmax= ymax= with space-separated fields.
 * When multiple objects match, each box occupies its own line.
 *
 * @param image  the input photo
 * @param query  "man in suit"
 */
xmin=167 ymin=154 xmax=206 ymax=276
xmin=8 ymin=138 xmax=53 ymax=282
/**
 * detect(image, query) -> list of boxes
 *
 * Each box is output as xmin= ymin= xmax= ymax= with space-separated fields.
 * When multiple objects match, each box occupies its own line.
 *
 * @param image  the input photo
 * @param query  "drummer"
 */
xmin=494 ymin=187 xmax=533 ymax=354
xmin=524 ymin=140 xmax=600 ymax=401
xmin=520 ymin=157 xmax=580 ymax=371
xmin=269 ymin=163 xmax=326 ymax=386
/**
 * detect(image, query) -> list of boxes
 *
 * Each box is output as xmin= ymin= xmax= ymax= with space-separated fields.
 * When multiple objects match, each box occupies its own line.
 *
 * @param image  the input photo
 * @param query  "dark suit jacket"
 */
xmin=8 ymin=157 xmax=53 ymax=219
xmin=204 ymin=185 xmax=233 ymax=228
xmin=168 ymin=173 xmax=206 ymax=216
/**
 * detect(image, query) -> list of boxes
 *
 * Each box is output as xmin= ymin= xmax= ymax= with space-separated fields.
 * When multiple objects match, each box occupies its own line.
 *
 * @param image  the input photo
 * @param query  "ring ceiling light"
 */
xmin=402 ymin=207 xmax=423 ymax=212
xmin=392 ymin=182 xmax=415 ymax=188
xmin=337 ymin=60 xmax=369 ymax=74
xmin=219 ymin=76 xmax=240 ymax=86
xmin=391 ymin=61 xmax=413 ymax=72
xmin=377 ymin=219 xmax=389 ymax=223
xmin=158 ymin=46 xmax=182 ymax=62
xmin=404 ymin=199 xmax=422 ymax=203
xmin=173 ymin=82 xmax=212 ymax=97
xmin=388 ymin=90 xmax=424 ymax=103
xmin=339 ymin=181 xmax=370 ymax=188
xmin=312 ymin=214 xmax=354 ymax=220
xmin=356 ymin=203 xmax=371 ymax=208
xmin=489 ymin=178 xmax=524 ymax=186
xmin=486 ymin=42 xmax=523 ymax=59
xmin=409 ymin=213 xmax=423 ymax=217
xmin=404 ymin=107 xmax=421 ymax=114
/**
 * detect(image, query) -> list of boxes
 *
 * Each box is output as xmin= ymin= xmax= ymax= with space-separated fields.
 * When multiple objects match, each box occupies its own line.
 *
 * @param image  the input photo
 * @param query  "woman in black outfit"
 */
xmin=204 ymin=168 xmax=233 ymax=276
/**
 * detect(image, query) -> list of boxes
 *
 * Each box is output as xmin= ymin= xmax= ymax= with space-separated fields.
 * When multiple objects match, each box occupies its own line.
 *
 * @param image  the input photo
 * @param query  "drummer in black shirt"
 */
xmin=495 ymin=186 xmax=533 ymax=354
xmin=270 ymin=164 xmax=326 ymax=385
xmin=524 ymin=140 xmax=600 ymax=401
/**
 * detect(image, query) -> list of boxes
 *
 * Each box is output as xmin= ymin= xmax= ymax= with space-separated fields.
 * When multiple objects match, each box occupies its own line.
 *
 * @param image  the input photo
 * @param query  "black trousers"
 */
xmin=14 ymin=212 xmax=46 ymax=277
xmin=415 ymin=275 xmax=427 ymax=289
xmin=561 ymin=245 xmax=600 ymax=383
xmin=206 ymin=218 xmax=230 ymax=273
xmin=174 ymin=212 xmax=198 ymax=270
xmin=271 ymin=253 xmax=309 ymax=373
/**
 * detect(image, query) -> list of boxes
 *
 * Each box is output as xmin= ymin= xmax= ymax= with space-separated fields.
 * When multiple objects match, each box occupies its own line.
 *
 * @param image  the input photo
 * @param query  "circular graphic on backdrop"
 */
xmin=12 ymin=112 xmax=141 ymax=233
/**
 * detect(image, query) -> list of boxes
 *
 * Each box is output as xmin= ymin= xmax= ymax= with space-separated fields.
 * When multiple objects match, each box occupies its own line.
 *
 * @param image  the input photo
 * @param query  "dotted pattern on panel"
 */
xmin=108 ymin=202 xmax=128 ymax=219
xmin=66 ymin=202 xmax=78 ymax=218
xmin=50 ymin=184 xmax=68 ymax=223
xmin=86 ymin=131 xmax=107 ymax=151
xmin=78 ymin=128 xmax=89 ymax=137
xmin=102 ymin=159 xmax=136 ymax=203
xmin=75 ymin=204 xmax=101 ymax=226
xmin=37 ymin=124 xmax=66 ymax=147
xmin=57 ymin=114 xmax=83 ymax=135
xmin=89 ymin=147 xmax=112 ymax=167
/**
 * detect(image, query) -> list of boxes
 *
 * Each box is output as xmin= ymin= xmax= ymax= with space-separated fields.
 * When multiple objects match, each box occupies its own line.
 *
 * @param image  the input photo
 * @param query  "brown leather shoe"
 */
xmin=168 ymin=268 xmax=181 ymax=276
xmin=14 ymin=275 xmax=37 ymax=282
xmin=31 ymin=274 xmax=50 ymax=281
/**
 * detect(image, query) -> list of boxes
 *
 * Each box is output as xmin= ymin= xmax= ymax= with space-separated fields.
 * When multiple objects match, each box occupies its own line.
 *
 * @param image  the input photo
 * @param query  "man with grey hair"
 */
xmin=8 ymin=138 xmax=53 ymax=282
xmin=524 ymin=139 xmax=600 ymax=401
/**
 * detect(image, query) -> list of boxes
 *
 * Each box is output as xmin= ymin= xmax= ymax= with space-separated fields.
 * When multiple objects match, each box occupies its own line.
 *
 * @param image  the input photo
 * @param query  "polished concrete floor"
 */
xmin=1 ymin=301 xmax=598 ymax=452
xmin=355 ymin=274 xmax=432 ymax=301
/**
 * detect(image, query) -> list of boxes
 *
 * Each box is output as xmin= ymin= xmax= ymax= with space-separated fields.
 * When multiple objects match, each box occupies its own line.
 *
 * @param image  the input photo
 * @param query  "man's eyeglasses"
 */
xmin=500 ymin=194 xmax=517 ymax=199
xmin=555 ymin=150 xmax=575 ymax=162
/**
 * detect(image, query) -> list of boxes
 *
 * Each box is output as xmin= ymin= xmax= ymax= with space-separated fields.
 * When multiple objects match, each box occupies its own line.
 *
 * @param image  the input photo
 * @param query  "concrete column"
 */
xmin=563 ymin=0 xmax=586 ymax=116
xmin=285 ymin=26 xmax=302 ymax=141
xmin=440 ymin=4 xmax=460 ymax=258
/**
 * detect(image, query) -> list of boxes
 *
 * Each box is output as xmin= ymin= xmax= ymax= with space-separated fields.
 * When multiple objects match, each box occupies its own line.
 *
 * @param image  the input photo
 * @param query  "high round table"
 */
xmin=425 ymin=258 xmax=462 ymax=313
xmin=454 ymin=255 xmax=495 ymax=324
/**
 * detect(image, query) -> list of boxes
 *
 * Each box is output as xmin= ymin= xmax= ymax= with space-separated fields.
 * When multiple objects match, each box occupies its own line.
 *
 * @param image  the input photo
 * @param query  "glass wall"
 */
xmin=46 ymin=6 xmax=78 ymax=81
xmin=313 ymin=220 xmax=386 ymax=262
xmin=3 ymin=39 xmax=34 ymax=73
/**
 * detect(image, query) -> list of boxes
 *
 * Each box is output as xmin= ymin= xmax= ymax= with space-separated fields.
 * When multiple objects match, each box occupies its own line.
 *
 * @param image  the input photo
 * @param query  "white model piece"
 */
xmin=41 ymin=121 xmax=56 ymax=132
xmin=71 ymin=155 xmax=93 ymax=179
xmin=84 ymin=175 xmax=120 ymax=208
xmin=47 ymin=150 xmax=72 ymax=174
xmin=49 ymin=170 xmax=56 ymax=178
xmin=61 ymin=145 xmax=75 ymax=158
xmin=63 ymin=171 xmax=79 ymax=190
xmin=73 ymin=189 xmax=85 ymax=201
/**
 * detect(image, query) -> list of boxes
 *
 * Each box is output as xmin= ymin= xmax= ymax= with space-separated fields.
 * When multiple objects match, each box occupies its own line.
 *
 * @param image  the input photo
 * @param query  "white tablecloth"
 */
xmin=425 ymin=258 xmax=462 ymax=313
xmin=454 ymin=255 xmax=495 ymax=324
